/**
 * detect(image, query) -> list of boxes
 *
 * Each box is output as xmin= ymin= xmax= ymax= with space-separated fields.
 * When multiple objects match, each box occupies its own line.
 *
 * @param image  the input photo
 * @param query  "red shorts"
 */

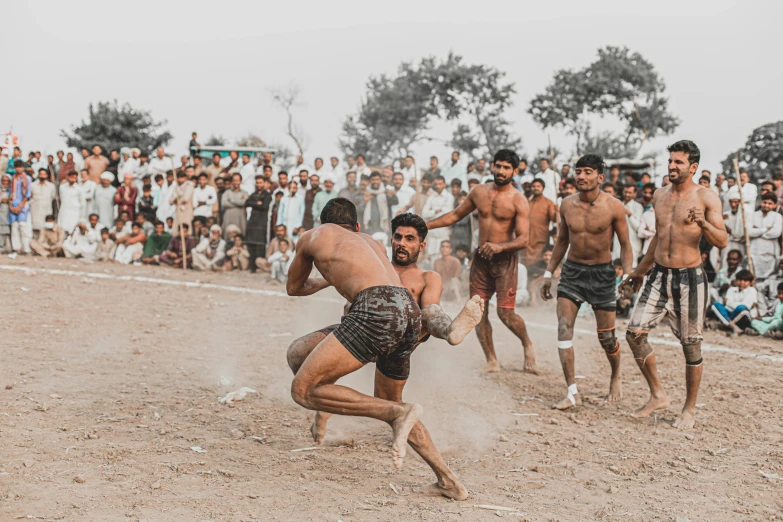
xmin=470 ymin=250 xmax=518 ymax=309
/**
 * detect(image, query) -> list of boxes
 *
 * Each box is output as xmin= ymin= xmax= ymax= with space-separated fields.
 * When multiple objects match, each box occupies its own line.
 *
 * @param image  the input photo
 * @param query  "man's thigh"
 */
xmin=374 ymin=369 xmax=406 ymax=403
xmin=294 ymin=333 xmax=365 ymax=388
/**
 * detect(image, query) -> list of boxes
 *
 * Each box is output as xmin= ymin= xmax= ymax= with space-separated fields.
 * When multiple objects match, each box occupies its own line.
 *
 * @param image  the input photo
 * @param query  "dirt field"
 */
xmin=1 ymin=256 xmax=782 ymax=522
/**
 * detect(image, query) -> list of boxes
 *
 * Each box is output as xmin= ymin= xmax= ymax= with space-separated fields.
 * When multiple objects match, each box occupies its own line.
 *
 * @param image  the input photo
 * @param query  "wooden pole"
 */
xmin=174 ymin=168 xmax=187 ymax=271
xmin=732 ymin=155 xmax=754 ymax=276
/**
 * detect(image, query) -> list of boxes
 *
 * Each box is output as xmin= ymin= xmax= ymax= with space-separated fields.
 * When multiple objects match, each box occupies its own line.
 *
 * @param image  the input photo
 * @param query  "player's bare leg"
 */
xmin=475 ymin=303 xmax=500 ymax=372
xmin=673 ymin=363 xmax=702 ymax=429
xmin=626 ymin=330 xmax=670 ymax=418
xmin=291 ymin=334 xmax=422 ymax=468
xmin=422 ymin=295 xmax=484 ymax=345
xmin=374 ymin=371 xmax=468 ymax=501
xmin=553 ymin=298 xmax=581 ymax=409
xmin=595 ymin=309 xmax=622 ymax=402
xmin=287 ymin=331 xmax=333 ymax=444
xmin=497 ymin=307 xmax=537 ymax=374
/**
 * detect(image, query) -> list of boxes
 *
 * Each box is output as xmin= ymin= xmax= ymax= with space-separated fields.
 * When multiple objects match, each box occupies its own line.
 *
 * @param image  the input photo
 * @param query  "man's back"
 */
xmin=299 ymin=224 xmax=401 ymax=301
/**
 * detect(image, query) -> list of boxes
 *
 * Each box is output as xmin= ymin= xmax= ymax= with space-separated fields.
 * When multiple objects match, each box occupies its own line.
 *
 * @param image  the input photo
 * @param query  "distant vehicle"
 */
xmin=192 ymin=145 xmax=277 ymax=162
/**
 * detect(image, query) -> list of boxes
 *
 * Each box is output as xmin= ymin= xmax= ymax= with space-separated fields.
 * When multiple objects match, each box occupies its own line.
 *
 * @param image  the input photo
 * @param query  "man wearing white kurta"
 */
xmin=422 ymin=176 xmax=454 ymax=256
xmin=93 ymin=172 xmax=117 ymax=230
xmin=149 ymin=147 xmax=174 ymax=178
xmin=58 ymin=172 xmax=87 ymax=235
xmin=276 ymin=182 xmax=305 ymax=240
xmin=192 ymin=174 xmax=218 ymax=219
xmin=400 ymin=156 xmax=418 ymax=186
xmin=749 ymin=195 xmax=783 ymax=280
xmin=239 ymin=155 xmax=257 ymax=195
xmin=63 ymin=219 xmax=98 ymax=259
xmin=537 ymin=159 xmax=560 ymax=204
xmin=156 ymin=176 xmax=176 ymax=223
xmin=390 ymin=172 xmax=415 ymax=217
xmin=30 ymin=172 xmax=57 ymax=235
xmin=79 ymin=171 xmax=97 ymax=216
xmin=722 ymin=188 xmax=747 ymax=263
xmin=440 ymin=151 xmax=467 ymax=187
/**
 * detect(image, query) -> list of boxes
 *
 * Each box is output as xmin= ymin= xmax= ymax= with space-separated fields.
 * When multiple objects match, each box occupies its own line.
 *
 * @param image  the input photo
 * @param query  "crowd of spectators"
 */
xmin=2 ymin=135 xmax=782 ymax=338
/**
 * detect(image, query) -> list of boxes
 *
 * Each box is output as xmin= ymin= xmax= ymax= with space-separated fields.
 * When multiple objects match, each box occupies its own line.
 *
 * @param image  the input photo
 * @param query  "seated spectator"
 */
xmin=30 ymin=215 xmax=64 ymax=258
xmin=160 ymin=223 xmax=198 ymax=268
xmin=225 ymin=234 xmax=250 ymax=271
xmin=711 ymin=269 xmax=757 ymax=336
xmin=710 ymin=249 xmax=742 ymax=304
xmin=529 ymin=246 xmax=557 ymax=307
xmin=750 ymin=282 xmax=783 ymax=338
xmin=192 ymin=224 xmax=226 ymax=271
xmin=268 ymin=237 xmax=292 ymax=283
xmin=62 ymin=219 xmax=98 ymax=260
xmin=141 ymin=221 xmax=171 ymax=265
xmin=757 ymin=259 xmax=783 ymax=316
xmin=95 ymin=228 xmax=116 ymax=262
xmin=135 ymin=212 xmax=154 ymax=237
xmin=108 ymin=217 xmax=131 ymax=242
xmin=165 ymin=216 xmax=174 ymax=233
xmin=515 ymin=262 xmax=530 ymax=307
xmin=257 ymin=224 xmax=287 ymax=272
xmin=114 ymin=222 xmax=147 ymax=264
xmin=454 ymin=244 xmax=471 ymax=297
xmin=433 ymin=240 xmax=462 ymax=301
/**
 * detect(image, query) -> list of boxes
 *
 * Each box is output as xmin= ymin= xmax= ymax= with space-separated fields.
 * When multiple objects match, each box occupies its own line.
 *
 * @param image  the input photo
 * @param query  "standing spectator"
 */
xmin=425 ymin=156 xmax=441 ymax=177
xmin=738 ymin=169 xmax=758 ymax=206
xmin=58 ymin=170 xmax=86 ymax=235
xmin=244 ymin=176 xmax=272 ymax=271
xmin=475 ymin=158 xmax=490 ymax=179
xmin=29 ymin=214 xmax=64 ymax=257
xmin=711 ymin=249 xmax=743 ymax=304
xmin=137 ymin=184 xmax=157 ymax=223
xmin=221 ymin=173 xmax=248 ymax=238
xmin=79 ymin=169 xmax=97 ymax=216
xmin=749 ymin=193 xmax=783 ymax=279
xmin=0 ymin=175 xmax=10 ymax=252
xmin=440 ymin=151 xmax=466 ymax=187
xmin=114 ymin=222 xmax=146 ymax=264
xmin=389 ymin=172 xmax=415 ymax=217
xmin=155 ymin=170 xmax=176 ymax=224
xmin=30 ymin=168 xmax=56 ymax=237
xmin=169 ymin=170 xmax=195 ymax=234
xmin=120 ymin=147 xmax=140 ymax=179
xmin=93 ymin=172 xmax=117 ymax=229
xmin=192 ymin=225 xmax=226 ymax=271
xmin=328 ymin=157 xmax=344 ymax=184
xmin=614 ymin=184 xmax=644 ymax=263
xmin=312 ymin=157 xmax=327 ymax=179
xmin=537 ymin=158 xmax=561 ymax=204
xmin=206 ymin=153 xmax=223 ymax=186
xmin=140 ymin=221 xmax=171 ymax=265
xmin=107 ymin=150 xmax=121 ymax=179
xmin=114 ymin=173 xmax=138 ymax=220
xmin=449 ymin=192 xmax=472 ymax=252
xmin=192 ymin=155 xmax=205 ymax=179
xmin=8 ymin=161 xmax=32 ymax=258
xmin=159 ymin=223 xmax=198 ymax=268
xmin=711 ymin=269 xmax=757 ymax=335
xmin=312 ymin=177 xmax=337 ymax=226
xmin=189 ymin=132 xmax=200 ymax=158
xmin=400 ymin=155 xmax=418 ymax=185
xmin=302 ymin=174 xmax=321 ymax=230
xmin=524 ymin=178 xmax=557 ymax=266
xmin=58 ymin=152 xmax=76 ymax=183
xmin=62 ymin=219 xmax=97 ymax=259
xmin=638 ymin=204 xmax=656 ymax=256
xmin=354 ymin=154 xmax=371 ymax=178
xmin=149 ymin=147 xmax=174 ymax=178
xmin=433 ymin=240 xmax=462 ymax=301
xmin=239 ymin=154 xmax=256 ymax=194
xmin=337 ymin=171 xmax=360 ymax=206
xmin=422 ymin=175 xmax=454 ymax=257
xmin=276 ymin=181 xmax=304 ymax=239
xmin=192 ymin=172 xmax=217 ymax=221
xmin=360 ymin=172 xmax=394 ymax=236
xmin=723 ymin=189 xmax=746 ymax=261
xmin=84 ymin=144 xmax=109 ymax=183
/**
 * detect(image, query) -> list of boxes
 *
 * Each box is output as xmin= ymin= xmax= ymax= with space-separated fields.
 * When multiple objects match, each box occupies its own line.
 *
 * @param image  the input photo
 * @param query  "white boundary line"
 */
xmin=2 ymin=263 xmax=781 ymax=364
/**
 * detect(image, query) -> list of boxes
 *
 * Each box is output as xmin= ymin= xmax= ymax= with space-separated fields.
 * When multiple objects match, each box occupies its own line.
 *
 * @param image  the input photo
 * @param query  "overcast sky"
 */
xmin=3 ymin=0 xmax=781 ymax=174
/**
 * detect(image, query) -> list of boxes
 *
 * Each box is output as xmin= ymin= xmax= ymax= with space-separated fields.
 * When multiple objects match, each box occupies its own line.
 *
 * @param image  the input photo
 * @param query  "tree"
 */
xmin=269 ymin=85 xmax=308 ymax=157
xmin=236 ymin=133 xmax=267 ymax=148
xmin=205 ymin=134 xmax=227 ymax=146
xmin=61 ymin=100 xmax=172 ymax=153
xmin=721 ymin=121 xmax=783 ymax=180
xmin=528 ymin=46 xmax=679 ymax=158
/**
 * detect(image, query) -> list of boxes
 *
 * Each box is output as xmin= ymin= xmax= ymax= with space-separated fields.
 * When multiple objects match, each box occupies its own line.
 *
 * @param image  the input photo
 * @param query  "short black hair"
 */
xmin=727 ymin=249 xmax=742 ymax=259
xmin=699 ymin=175 xmax=711 ymax=184
xmin=761 ymin=192 xmax=778 ymax=204
xmin=642 ymin=182 xmax=656 ymax=192
xmin=13 ymin=160 xmax=25 ymax=168
xmin=450 ymin=179 xmax=463 ymax=187
xmin=101 ymin=228 xmax=109 ymax=234
xmin=321 ymin=198 xmax=357 ymax=228
xmin=455 ymin=244 xmax=469 ymax=253
xmin=391 ymin=213 xmax=428 ymax=242
xmin=575 ymin=154 xmax=604 ymax=174
xmin=433 ymin=175 xmax=445 ymax=183
xmin=492 ymin=149 xmax=520 ymax=170
xmin=369 ymin=171 xmax=381 ymax=179
xmin=564 ymin=178 xmax=577 ymax=188
xmin=735 ymin=269 xmax=754 ymax=282
xmin=667 ymin=140 xmax=700 ymax=165
xmin=531 ymin=178 xmax=545 ymax=187
xmin=45 ymin=214 xmax=54 ymax=221
xmin=777 ymin=282 xmax=783 ymax=293
xmin=612 ymin=258 xmax=623 ymax=268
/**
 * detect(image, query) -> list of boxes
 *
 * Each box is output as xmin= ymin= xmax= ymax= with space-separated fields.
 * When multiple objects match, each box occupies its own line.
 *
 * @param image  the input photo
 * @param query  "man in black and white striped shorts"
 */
xmin=621 ymin=140 xmax=727 ymax=430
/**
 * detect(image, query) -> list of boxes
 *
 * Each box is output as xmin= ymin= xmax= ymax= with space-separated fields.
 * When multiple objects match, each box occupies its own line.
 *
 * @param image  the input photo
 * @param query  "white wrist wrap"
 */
xmin=544 ymin=271 xmax=553 ymax=279
xmin=622 ymin=274 xmax=629 ymax=281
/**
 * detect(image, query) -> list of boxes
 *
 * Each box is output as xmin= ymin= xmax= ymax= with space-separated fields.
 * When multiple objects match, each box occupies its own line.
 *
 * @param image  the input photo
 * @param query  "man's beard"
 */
xmin=494 ymin=176 xmax=514 ymax=187
xmin=669 ymin=171 xmax=687 ymax=185
xmin=393 ymin=248 xmax=419 ymax=266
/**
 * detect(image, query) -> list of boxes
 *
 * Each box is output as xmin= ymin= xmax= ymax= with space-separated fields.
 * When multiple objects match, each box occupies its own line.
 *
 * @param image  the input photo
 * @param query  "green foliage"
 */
xmin=236 ymin=134 xmax=267 ymax=147
xmin=528 ymin=46 xmax=679 ymax=158
xmin=721 ymin=122 xmax=783 ymax=181
xmin=61 ymin=100 xmax=172 ymax=153
xmin=205 ymin=134 xmax=227 ymax=146
xmin=340 ymin=53 xmax=522 ymax=165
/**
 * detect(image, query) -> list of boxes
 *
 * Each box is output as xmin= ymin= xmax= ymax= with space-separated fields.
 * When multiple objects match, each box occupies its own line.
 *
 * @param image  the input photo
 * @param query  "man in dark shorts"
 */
xmin=621 ymin=140 xmax=727 ymax=429
xmin=286 ymin=213 xmax=484 ymax=500
xmin=287 ymin=199 xmax=423 ymax=469
xmin=427 ymin=149 xmax=535 ymax=373
xmin=540 ymin=155 xmax=634 ymax=409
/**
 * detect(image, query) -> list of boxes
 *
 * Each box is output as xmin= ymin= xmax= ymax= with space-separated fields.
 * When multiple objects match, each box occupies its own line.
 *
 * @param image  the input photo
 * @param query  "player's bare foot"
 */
xmin=483 ymin=360 xmax=501 ymax=373
xmin=415 ymin=480 xmax=469 ymax=501
xmin=391 ymin=403 xmax=423 ymax=469
xmin=446 ymin=295 xmax=484 ymax=345
xmin=553 ymin=393 xmax=581 ymax=410
xmin=672 ymin=408 xmax=696 ymax=430
xmin=606 ymin=377 xmax=622 ymax=402
xmin=523 ymin=344 xmax=538 ymax=374
xmin=631 ymin=393 xmax=670 ymax=418
xmin=310 ymin=411 xmax=331 ymax=444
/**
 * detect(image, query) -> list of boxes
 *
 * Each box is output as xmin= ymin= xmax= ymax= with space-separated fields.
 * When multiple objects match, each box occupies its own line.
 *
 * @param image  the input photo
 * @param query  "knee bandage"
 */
xmin=682 ymin=342 xmax=703 ymax=367
xmin=597 ymin=328 xmax=620 ymax=355
xmin=557 ymin=340 xmax=573 ymax=349
xmin=626 ymin=330 xmax=653 ymax=366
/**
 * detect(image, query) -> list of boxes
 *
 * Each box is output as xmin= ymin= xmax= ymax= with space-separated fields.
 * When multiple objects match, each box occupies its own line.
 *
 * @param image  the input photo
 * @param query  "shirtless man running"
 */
xmin=427 ymin=149 xmax=535 ymax=373
xmin=540 ymin=155 xmax=634 ymax=409
xmin=286 ymin=212 xmax=484 ymax=500
xmin=620 ymin=140 xmax=727 ymax=429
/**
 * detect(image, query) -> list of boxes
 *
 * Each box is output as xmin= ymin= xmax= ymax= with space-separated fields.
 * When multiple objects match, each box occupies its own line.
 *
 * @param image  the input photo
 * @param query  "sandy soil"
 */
xmin=1 ymin=256 xmax=782 ymax=522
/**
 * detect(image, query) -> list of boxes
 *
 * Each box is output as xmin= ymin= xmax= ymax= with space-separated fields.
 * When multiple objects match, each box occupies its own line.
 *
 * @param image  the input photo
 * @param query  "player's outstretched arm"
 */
xmin=286 ymin=232 xmax=330 ymax=296
xmin=427 ymin=190 xmax=477 ymax=230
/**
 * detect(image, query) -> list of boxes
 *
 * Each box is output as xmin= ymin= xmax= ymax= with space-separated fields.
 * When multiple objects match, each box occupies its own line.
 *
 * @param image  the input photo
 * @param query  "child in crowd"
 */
xmin=711 ymin=269 xmax=757 ymax=336
xmin=268 ymin=238 xmax=292 ymax=283
xmin=225 ymin=234 xmax=250 ymax=271
xmin=95 ymin=228 xmax=117 ymax=262
xmin=749 ymin=282 xmax=783 ymax=338
xmin=0 ymin=175 xmax=10 ymax=253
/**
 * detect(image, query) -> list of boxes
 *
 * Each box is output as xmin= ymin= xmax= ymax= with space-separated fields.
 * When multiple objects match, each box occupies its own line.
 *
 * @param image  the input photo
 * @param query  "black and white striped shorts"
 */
xmin=628 ymin=264 xmax=708 ymax=344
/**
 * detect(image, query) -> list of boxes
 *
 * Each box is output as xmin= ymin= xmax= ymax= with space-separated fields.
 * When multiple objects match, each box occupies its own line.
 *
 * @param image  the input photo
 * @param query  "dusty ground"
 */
xmin=0 ymin=256 xmax=782 ymax=522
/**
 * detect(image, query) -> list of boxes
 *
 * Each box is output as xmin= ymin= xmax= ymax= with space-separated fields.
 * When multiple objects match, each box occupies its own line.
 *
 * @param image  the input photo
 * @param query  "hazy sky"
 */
xmin=3 ymin=0 xmax=781 ymax=174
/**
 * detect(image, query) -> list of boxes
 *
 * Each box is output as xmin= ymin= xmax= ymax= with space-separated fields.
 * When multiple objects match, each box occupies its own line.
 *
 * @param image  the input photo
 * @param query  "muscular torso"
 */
xmin=562 ymin=193 xmax=617 ymax=264
xmin=653 ymin=185 xmax=707 ymax=268
xmin=471 ymin=185 xmax=528 ymax=246
xmin=307 ymin=225 xmax=401 ymax=301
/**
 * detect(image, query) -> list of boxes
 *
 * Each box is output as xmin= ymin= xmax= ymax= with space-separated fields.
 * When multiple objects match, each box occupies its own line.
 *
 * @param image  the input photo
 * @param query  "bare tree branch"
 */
xmin=269 ymin=85 xmax=308 ymax=157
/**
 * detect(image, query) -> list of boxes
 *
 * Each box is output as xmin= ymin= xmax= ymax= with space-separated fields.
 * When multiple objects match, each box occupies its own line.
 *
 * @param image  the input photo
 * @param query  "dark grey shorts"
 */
xmin=322 ymin=286 xmax=422 ymax=380
xmin=557 ymin=260 xmax=617 ymax=312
